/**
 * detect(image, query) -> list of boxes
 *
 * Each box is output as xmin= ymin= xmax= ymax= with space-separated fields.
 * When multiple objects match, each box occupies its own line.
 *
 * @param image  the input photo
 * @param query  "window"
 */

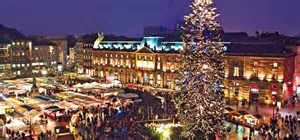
xmin=157 ymin=62 xmax=161 ymax=69
xmin=121 ymin=55 xmax=123 ymax=58
xmin=254 ymin=62 xmax=258 ymax=66
xmin=233 ymin=67 xmax=239 ymax=77
xmin=253 ymin=68 xmax=258 ymax=77
xmin=158 ymin=57 xmax=161 ymax=61
xmin=272 ymin=69 xmax=278 ymax=79
xmin=273 ymin=63 xmax=278 ymax=68
xmin=35 ymin=47 xmax=38 ymax=50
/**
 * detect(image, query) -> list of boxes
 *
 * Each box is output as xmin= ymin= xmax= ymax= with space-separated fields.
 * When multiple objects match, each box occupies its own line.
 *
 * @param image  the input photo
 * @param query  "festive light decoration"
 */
xmin=175 ymin=0 xmax=227 ymax=138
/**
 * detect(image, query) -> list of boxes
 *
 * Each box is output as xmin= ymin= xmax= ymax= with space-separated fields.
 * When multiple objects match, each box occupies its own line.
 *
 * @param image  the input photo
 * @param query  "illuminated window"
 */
xmin=233 ymin=67 xmax=239 ymax=77
xmin=121 ymin=55 xmax=123 ymax=58
xmin=273 ymin=63 xmax=278 ymax=68
xmin=126 ymin=55 xmax=129 ymax=58
xmin=158 ymin=57 xmax=161 ymax=61
xmin=253 ymin=68 xmax=258 ymax=77
xmin=116 ymin=54 xmax=118 ymax=58
xmin=149 ymin=57 xmax=153 ymax=61
xmin=12 ymin=42 xmax=15 ymax=45
xmin=254 ymin=62 xmax=258 ymax=66
xmin=21 ymin=42 xmax=24 ymax=45
xmin=17 ymin=42 xmax=20 ymax=45
xmin=35 ymin=47 xmax=38 ymax=50
xmin=126 ymin=60 xmax=129 ymax=66
xmin=105 ymin=54 xmax=108 ymax=57
xmin=22 ymin=52 xmax=25 ymax=56
xmin=157 ymin=62 xmax=161 ymax=69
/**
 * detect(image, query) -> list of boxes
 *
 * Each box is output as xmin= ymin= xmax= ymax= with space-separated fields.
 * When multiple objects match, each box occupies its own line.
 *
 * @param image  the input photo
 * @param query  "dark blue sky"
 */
xmin=0 ymin=0 xmax=299 ymax=37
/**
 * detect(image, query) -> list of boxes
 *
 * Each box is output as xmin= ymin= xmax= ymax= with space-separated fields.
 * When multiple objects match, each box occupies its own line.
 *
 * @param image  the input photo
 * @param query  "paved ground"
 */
xmin=226 ymin=101 xmax=300 ymax=139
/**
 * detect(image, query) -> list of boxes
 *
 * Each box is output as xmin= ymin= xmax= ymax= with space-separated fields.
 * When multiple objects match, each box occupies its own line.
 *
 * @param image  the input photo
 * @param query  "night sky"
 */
xmin=0 ymin=0 xmax=299 ymax=37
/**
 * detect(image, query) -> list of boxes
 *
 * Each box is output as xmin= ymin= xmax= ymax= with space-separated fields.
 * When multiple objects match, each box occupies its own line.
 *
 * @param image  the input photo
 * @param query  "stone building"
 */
xmin=31 ymin=40 xmax=59 ymax=75
xmin=30 ymin=36 xmax=68 ymax=68
xmin=78 ymin=34 xmax=296 ymax=105
xmin=224 ymin=43 xmax=295 ymax=105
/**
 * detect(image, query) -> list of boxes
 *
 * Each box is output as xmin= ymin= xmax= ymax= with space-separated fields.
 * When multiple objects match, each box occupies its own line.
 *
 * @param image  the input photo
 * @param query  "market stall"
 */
xmin=229 ymin=111 xmax=243 ymax=124
xmin=244 ymin=114 xmax=264 ymax=129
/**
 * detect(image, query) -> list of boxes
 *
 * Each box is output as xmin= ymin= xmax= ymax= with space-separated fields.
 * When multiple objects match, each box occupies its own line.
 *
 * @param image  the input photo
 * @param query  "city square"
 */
xmin=0 ymin=0 xmax=300 ymax=139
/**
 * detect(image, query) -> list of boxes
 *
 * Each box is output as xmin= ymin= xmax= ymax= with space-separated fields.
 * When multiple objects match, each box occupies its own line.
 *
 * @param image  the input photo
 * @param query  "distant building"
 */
xmin=30 ymin=36 xmax=68 ymax=68
xmin=68 ymin=47 xmax=76 ymax=64
xmin=31 ymin=40 xmax=59 ymax=75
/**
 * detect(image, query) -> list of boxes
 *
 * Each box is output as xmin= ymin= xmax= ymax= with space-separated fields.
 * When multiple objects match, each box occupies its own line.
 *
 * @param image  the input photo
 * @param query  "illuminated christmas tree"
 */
xmin=175 ymin=0 xmax=227 ymax=138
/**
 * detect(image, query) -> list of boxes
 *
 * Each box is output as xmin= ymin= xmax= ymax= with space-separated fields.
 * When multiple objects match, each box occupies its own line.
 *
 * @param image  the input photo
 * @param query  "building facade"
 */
xmin=84 ymin=35 xmax=295 ymax=105
xmin=224 ymin=43 xmax=294 ymax=105
xmin=31 ymin=40 xmax=59 ymax=75
xmin=30 ymin=36 xmax=68 ymax=68
xmin=6 ymin=39 xmax=32 ymax=76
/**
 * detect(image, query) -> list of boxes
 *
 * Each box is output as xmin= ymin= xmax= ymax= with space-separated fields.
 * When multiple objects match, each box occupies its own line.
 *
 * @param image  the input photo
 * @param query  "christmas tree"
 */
xmin=175 ymin=0 xmax=227 ymax=138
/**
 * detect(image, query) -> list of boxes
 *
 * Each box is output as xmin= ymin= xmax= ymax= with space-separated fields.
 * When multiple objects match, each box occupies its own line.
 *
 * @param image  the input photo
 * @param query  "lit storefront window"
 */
xmin=234 ymin=67 xmax=239 ymax=77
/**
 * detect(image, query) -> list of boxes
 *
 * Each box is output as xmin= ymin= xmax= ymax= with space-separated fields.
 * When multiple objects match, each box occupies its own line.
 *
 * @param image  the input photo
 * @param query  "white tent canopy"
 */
xmin=118 ymin=93 xmax=139 ymax=99
xmin=24 ymin=109 xmax=42 ymax=118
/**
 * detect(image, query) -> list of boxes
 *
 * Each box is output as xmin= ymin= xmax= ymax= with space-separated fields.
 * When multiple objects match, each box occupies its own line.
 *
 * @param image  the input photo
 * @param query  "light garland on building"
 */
xmin=175 ymin=0 xmax=228 ymax=138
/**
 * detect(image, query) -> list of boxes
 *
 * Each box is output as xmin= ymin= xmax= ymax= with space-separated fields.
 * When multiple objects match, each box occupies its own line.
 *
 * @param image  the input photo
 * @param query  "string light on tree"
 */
xmin=175 ymin=0 xmax=228 ymax=139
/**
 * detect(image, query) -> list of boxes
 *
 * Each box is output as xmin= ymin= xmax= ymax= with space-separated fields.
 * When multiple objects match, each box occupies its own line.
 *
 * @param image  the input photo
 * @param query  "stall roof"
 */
xmin=225 ymin=107 xmax=234 ymax=112
xmin=238 ymin=110 xmax=249 ymax=115
xmin=118 ymin=93 xmax=139 ymax=99
xmin=24 ymin=109 xmax=42 ymax=118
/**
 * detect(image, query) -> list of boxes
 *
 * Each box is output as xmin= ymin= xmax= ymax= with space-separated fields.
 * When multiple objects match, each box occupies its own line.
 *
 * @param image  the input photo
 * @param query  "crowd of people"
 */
xmin=68 ymin=88 xmax=177 ymax=140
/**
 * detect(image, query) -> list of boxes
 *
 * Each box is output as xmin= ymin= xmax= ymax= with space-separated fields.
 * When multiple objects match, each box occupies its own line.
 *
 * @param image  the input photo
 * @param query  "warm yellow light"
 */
xmin=258 ymin=73 xmax=265 ymax=80
xmin=244 ymin=72 xmax=251 ymax=80
xmin=202 ymin=64 xmax=208 ymax=69
xmin=163 ymin=130 xmax=170 ymax=137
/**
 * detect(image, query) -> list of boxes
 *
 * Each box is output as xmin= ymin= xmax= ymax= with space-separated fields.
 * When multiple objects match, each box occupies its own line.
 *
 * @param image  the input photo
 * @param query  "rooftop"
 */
xmin=32 ymin=40 xmax=57 ymax=46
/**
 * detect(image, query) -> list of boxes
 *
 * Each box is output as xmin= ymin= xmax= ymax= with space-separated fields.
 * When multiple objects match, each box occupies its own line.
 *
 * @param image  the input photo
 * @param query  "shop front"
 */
xmin=156 ymin=75 xmax=161 ymax=87
xmin=293 ymin=74 xmax=300 ymax=103
xmin=250 ymin=85 xmax=259 ymax=103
